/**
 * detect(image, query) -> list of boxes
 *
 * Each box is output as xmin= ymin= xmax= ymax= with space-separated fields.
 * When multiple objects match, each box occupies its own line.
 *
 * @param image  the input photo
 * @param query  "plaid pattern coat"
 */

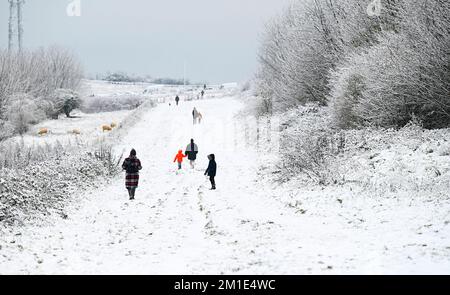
xmin=122 ymin=156 xmax=142 ymax=189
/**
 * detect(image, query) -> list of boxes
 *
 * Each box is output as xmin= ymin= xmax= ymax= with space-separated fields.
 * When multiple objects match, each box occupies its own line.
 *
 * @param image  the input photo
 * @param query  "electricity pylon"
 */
xmin=8 ymin=0 xmax=25 ymax=52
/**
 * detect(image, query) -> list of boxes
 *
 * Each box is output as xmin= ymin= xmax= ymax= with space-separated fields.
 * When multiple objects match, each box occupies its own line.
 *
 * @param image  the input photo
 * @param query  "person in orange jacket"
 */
xmin=173 ymin=149 xmax=187 ymax=170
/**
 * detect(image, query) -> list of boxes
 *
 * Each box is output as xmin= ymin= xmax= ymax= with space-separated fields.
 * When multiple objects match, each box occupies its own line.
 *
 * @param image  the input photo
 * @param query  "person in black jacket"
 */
xmin=204 ymin=154 xmax=217 ymax=190
xmin=185 ymin=139 xmax=199 ymax=169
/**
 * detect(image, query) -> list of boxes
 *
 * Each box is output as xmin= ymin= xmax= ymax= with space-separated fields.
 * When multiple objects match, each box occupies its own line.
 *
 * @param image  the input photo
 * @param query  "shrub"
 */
xmin=81 ymin=94 xmax=145 ymax=113
xmin=94 ymin=142 xmax=124 ymax=176
xmin=330 ymin=73 xmax=366 ymax=129
xmin=47 ymin=89 xmax=82 ymax=118
xmin=6 ymin=93 xmax=44 ymax=134
xmin=0 ymin=119 xmax=14 ymax=141
xmin=0 ymin=138 xmax=125 ymax=225
xmin=0 ymin=144 xmax=113 ymax=225
xmin=277 ymin=105 xmax=344 ymax=185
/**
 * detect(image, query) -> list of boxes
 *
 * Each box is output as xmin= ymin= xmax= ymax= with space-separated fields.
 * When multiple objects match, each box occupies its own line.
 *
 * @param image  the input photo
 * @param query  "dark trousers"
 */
xmin=210 ymin=176 xmax=216 ymax=189
xmin=127 ymin=188 xmax=136 ymax=199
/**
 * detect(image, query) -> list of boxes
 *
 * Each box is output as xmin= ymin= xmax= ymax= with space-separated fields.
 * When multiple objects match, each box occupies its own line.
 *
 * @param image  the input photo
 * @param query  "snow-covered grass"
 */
xmin=252 ymin=102 xmax=450 ymax=274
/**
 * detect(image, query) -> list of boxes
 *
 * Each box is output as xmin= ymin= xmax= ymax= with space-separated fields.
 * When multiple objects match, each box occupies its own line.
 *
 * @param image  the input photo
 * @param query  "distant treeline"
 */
xmin=98 ymin=71 xmax=191 ymax=85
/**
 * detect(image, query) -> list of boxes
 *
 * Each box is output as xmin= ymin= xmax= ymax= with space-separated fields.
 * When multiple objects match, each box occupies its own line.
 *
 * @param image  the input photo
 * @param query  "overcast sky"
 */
xmin=0 ymin=0 xmax=290 ymax=83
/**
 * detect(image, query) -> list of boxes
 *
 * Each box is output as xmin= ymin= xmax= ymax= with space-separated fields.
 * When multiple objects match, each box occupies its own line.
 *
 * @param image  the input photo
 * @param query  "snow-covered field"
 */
xmin=10 ymin=110 xmax=131 ymax=147
xmin=1 ymin=87 xmax=449 ymax=274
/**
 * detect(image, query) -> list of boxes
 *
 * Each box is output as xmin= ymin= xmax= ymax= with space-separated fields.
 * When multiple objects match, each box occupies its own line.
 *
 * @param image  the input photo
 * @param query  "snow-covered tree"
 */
xmin=257 ymin=0 xmax=450 ymax=129
xmin=0 ymin=47 xmax=82 ymax=109
xmin=49 ymin=89 xmax=82 ymax=118
xmin=329 ymin=0 xmax=450 ymax=128
xmin=255 ymin=0 xmax=397 ymax=113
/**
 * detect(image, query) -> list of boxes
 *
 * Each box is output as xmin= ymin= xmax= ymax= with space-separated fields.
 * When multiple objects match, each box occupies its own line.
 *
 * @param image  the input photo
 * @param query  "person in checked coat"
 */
xmin=122 ymin=149 xmax=142 ymax=200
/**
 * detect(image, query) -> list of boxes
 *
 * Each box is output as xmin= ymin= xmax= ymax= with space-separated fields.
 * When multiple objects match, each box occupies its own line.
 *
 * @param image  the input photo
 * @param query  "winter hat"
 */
xmin=130 ymin=149 xmax=137 ymax=156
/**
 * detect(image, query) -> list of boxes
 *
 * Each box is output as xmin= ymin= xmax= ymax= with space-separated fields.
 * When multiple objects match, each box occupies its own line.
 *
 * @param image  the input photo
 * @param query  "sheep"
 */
xmin=38 ymin=128 xmax=49 ymax=136
xmin=110 ymin=122 xmax=117 ymax=128
xmin=72 ymin=129 xmax=81 ymax=135
xmin=102 ymin=125 xmax=112 ymax=132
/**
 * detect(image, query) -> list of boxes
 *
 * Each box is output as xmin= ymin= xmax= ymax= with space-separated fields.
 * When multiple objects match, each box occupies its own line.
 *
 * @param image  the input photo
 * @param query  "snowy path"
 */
xmin=1 ymin=97 xmax=449 ymax=274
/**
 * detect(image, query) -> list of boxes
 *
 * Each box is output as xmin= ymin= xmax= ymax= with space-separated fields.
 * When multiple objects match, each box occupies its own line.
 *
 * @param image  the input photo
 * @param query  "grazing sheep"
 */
xmin=102 ymin=125 xmax=112 ymax=132
xmin=110 ymin=122 xmax=117 ymax=128
xmin=38 ymin=128 xmax=49 ymax=136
